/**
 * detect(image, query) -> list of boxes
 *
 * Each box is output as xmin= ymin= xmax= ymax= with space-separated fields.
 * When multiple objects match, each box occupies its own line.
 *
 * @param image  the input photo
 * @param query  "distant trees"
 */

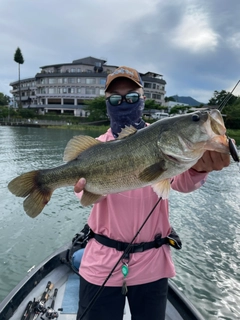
xmin=0 ymin=92 xmax=10 ymax=106
xmin=84 ymin=96 xmax=108 ymax=121
xmin=169 ymin=105 xmax=191 ymax=115
xmin=208 ymin=90 xmax=237 ymax=107
xmin=144 ymin=99 xmax=164 ymax=110
xmin=224 ymin=97 xmax=240 ymax=129
xmin=14 ymin=47 xmax=24 ymax=108
xmin=164 ymin=96 xmax=176 ymax=102
xmin=208 ymin=89 xmax=240 ymax=129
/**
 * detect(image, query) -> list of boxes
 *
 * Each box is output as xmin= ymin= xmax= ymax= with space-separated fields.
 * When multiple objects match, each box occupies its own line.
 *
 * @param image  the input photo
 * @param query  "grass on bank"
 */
xmin=48 ymin=124 xmax=109 ymax=132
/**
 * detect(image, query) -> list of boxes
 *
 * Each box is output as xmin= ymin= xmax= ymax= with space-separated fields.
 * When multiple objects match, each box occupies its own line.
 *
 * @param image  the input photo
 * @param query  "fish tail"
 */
xmin=8 ymin=171 xmax=53 ymax=218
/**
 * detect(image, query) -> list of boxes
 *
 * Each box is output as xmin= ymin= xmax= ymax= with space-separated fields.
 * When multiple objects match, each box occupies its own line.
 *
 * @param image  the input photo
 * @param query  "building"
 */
xmin=10 ymin=57 xmax=166 ymax=117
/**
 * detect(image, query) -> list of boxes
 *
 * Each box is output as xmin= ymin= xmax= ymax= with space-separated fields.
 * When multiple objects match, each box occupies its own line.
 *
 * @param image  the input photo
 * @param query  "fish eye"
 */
xmin=192 ymin=114 xmax=200 ymax=122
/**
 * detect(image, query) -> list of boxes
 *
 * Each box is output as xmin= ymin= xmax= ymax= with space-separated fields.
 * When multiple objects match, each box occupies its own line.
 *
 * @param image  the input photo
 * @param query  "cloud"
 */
xmin=0 ymin=0 xmax=240 ymax=104
xmin=171 ymin=5 xmax=219 ymax=52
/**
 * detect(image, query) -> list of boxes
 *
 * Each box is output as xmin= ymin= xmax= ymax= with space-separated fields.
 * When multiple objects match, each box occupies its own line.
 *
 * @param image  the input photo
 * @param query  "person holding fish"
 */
xmin=8 ymin=65 xmax=232 ymax=319
xmin=74 ymin=66 xmax=230 ymax=320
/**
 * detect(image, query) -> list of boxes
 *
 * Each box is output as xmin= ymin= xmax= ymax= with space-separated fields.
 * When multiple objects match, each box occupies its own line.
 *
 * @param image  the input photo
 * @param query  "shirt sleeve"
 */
xmin=171 ymin=168 xmax=208 ymax=193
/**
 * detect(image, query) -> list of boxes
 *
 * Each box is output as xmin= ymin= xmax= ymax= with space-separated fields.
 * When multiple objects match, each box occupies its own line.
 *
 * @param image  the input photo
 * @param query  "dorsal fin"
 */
xmin=63 ymin=135 xmax=101 ymax=162
xmin=117 ymin=125 xmax=137 ymax=139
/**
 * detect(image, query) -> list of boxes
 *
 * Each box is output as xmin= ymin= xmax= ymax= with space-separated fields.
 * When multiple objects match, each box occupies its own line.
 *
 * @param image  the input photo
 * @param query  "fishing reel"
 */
xmin=43 ymin=307 xmax=59 ymax=319
xmin=34 ymin=300 xmax=47 ymax=315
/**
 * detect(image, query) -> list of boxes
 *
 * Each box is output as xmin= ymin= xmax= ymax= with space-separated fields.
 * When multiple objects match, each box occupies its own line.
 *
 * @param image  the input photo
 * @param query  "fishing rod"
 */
xmin=32 ymin=281 xmax=54 ymax=320
xmin=21 ymin=300 xmax=34 ymax=320
xmin=215 ymin=80 xmax=240 ymax=163
xmin=79 ymin=196 xmax=162 ymax=320
xmin=218 ymin=79 xmax=240 ymax=112
xmin=44 ymin=288 xmax=59 ymax=319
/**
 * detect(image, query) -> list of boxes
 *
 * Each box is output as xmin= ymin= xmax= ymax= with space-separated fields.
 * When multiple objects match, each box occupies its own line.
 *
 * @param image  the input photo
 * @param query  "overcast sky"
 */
xmin=1 ymin=0 xmax=240 ymax=103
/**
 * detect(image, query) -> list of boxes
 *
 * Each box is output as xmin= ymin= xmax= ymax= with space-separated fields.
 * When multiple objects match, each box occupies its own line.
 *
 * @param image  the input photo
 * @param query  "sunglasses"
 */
xmin=106 ymin=92 xmax=141 ymax=106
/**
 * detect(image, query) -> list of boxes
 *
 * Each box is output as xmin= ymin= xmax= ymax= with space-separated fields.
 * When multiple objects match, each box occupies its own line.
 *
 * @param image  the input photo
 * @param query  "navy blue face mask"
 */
xmin=106 ymin=98 xmax=146 ymax=138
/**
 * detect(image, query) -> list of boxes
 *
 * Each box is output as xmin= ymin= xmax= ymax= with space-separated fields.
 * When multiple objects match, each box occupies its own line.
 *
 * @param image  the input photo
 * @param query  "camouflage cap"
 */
xmin=105 ymin=66 xmax=143 ymax=92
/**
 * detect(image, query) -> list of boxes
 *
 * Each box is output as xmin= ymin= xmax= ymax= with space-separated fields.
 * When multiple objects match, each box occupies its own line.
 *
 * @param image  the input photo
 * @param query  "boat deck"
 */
xmin=9 ymin=264 xmax=184 ymax=320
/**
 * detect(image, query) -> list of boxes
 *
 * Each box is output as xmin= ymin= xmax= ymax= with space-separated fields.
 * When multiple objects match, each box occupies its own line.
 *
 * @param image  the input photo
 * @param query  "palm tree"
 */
xmin=14 ymin=47 xmax=24 ymax=108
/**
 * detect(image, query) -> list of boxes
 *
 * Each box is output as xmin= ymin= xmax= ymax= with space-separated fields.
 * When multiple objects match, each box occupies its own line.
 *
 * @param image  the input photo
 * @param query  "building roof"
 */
xmin=40 ymin=56 xmax=107 ymax=69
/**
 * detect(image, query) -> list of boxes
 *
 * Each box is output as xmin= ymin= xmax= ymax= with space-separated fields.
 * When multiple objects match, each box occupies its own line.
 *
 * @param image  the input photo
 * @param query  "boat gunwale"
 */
xmin=0 ymin=243 xmax=205 ymax=320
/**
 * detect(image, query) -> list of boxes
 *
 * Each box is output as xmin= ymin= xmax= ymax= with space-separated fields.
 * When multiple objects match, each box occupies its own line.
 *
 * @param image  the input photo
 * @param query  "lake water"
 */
xmin=0 ymin=125 xmax=239 ymax=320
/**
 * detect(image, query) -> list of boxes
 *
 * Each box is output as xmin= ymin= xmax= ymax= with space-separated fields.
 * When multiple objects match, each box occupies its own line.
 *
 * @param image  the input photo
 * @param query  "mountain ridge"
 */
xmin=171 ymin=95 xmax=204 ymax=106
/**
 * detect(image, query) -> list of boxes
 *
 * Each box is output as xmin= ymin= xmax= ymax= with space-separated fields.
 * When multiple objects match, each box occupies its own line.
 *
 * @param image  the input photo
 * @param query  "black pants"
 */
xmin=77 ymin=276 xmax=168 ymax=320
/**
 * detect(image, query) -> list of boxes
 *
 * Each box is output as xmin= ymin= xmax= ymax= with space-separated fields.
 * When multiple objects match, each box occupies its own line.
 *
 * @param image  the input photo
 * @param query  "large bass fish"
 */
xmin=8 ymin=109 xmax=229 ymax=218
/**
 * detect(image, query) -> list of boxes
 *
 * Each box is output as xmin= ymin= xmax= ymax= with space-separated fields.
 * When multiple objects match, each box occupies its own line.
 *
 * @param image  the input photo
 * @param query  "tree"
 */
xmin=0 ymin=92 xmax=10 ymax=106
xmin=84 ymin=96 xmax=108 ymax=121
xmin=208 ymin=90 xmax=237 ymax=107
xmin=14 ymin=47 xmax=24 ymax=108
xmin=164 ymin=96 xmax=176 ymax=102
xmin=144 ymin=99 xmax=162 ymax=110
xmin=169 ymin=105 xmax=191 ymax=115
xmin=224 ymin=97 xmax=240 ymax=129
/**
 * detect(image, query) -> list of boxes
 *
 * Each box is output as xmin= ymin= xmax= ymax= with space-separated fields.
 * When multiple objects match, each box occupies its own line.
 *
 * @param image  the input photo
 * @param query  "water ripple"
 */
xmin=1 ymin=126 xmax=240 ymax=319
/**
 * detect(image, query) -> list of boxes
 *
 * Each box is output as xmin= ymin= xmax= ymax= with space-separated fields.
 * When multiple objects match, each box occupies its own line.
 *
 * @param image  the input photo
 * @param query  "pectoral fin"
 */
xmin=152 ymin=179 xmax=171 ymax=199
xmin=138 ymin=161 xmax=166 ymax=182
xmin=81 ymin=190 xmax=103 ymax=206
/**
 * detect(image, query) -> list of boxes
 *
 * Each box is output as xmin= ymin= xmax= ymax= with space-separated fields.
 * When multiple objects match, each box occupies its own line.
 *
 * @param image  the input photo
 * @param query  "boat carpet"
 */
xmin=61 ymin=273 xmax=80 ymax=314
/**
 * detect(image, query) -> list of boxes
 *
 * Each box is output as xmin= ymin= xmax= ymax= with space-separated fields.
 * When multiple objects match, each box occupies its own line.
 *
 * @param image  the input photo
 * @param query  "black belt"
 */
xmin=91 ymin=232 xmax=179 ymax=253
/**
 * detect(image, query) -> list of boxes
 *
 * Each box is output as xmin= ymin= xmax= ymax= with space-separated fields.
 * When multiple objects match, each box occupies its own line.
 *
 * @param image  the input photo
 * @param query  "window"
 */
xmin=86 ymin=78 xmax=96 ymax=84
xmin=77 ymin=88 xmax=82 ymax=93
xmin=99 ymin=89 xmax=105 ymax=95
xmin=152 ymin=94 xmax=157 ymax=99
xmin=77 ymin=78 xmax=81 ymax=83
xmin=144 ymin=83 xmax=151 ymax=89
xmin=144 ymin=92 xmax=151 ymax=98
xmin=58 ymin=78 xmax=63 ymax=84
xmin=49 ymin=88 xmax=55 ymax=94
xmin=64 ymin=78 xmax=68 ymax=83
xmin=86 ymin=88 xmax=95 ymax=94
xmin=157 ymin=94 xmax=162 ymax=100
xmin=71 ymin=68 xmax=75 ymax=73
xmin=100 ymin=78 xmax=106 ymax=85
xmin=68 ymin=88 xmax=75 ymax=93
xmin=152 ymin=84 xmax=156 ymax=89
xmin=77 ymin=68 xmax=81 ymax=73
xmin=69 ymin=78 xmax=76 ymax=83
xmin=58 ymin=87 xmax=62 ymax=93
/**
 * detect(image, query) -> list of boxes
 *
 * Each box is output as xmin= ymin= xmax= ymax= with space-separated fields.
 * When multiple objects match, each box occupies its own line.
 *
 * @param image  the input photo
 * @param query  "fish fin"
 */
xmin=81 ymin=190 xmax=103 ymax=206
xmin=8 ymin=171 xmax=53 ymax=218
xmin=152 ymin=179 xmax=171 ymax=199
xmin=63 ymin=136 xmax=101 ymax=162
xmin=117 ymin=125 xmax=137 ymax=139
xmin=138 ymin=161 xmax=166 ymax=182
xmin=24 ymin=189 xmax=53 ymax=218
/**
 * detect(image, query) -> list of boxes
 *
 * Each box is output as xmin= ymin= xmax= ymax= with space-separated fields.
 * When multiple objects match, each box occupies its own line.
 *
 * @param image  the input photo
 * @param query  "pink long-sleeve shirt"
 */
xmin=77 ymin=128 xmax=208 ymax=286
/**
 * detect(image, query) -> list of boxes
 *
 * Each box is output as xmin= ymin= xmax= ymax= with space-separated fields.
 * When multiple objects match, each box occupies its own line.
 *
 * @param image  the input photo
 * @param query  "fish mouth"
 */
xmin=164 ymin=154 xmax=180 ymax=163
xmin=208 ymin=109 xmax=226 ymax=135
xmin=164 ymin=152 xmax=196 ymax=164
